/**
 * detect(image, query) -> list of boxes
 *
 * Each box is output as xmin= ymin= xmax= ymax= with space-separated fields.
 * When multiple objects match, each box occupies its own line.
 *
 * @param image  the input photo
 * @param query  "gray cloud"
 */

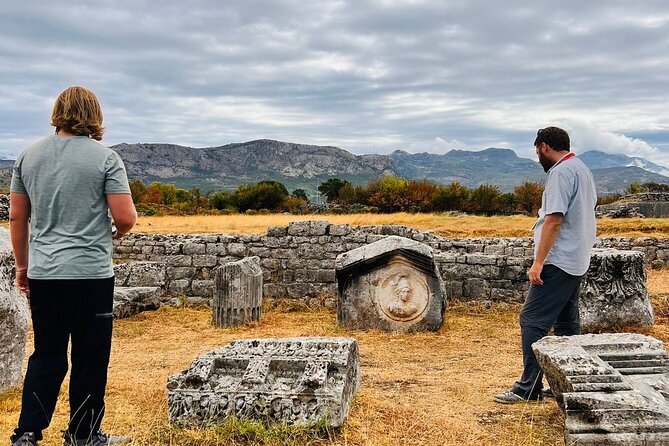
xmin=1 ymin=0 xmax=668 ymax=168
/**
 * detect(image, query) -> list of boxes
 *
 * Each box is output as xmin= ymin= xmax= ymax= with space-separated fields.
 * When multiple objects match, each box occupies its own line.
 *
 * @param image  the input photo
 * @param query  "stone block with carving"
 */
xmin=113 ymin=286 xmax=166 ymax=319
xmin=335 ymin=235 xmax=446 ymax=332
xmin=533 ymin=333 xmax=669 ymax=445
xmin=167 ymin=337 xmax=360 ymax=428
xmin=580 ymin=249 xmax=653 ymax=332
xmin=114 ymin=261 xmax=166 ymax=287
xmin=0 ymin=228 xmax=29 ymax=391
xmin=213 ymin=256 xmax=263 ymax=327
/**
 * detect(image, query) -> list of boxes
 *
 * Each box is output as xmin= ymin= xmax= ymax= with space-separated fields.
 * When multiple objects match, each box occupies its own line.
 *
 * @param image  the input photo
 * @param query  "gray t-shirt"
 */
xmin=10 ymin=135 xmax=131 ymax=279
xmin=533 ymin=155 xmax=597 ymax=276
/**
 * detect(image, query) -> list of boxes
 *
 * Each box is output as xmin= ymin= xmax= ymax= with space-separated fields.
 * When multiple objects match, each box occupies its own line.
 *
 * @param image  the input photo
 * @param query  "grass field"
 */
xmin=133 ymin=213 xmax=669 ymax=238
xmin=2 ymin=289 xmax=668 ymax=446
xmin=0 ymin=214 xmax=667 ymax=445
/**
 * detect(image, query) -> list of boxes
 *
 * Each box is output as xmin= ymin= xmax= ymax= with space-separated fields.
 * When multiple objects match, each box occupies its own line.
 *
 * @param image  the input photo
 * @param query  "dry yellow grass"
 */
xmin=1 ymin=304 xmax=567 ymax=446
xmin=1 ymin=216 xmax=667 ymax=445
xmin=4 ymin=297 xmax=669 ymax=446
xmin=648 ymin=268 xmax=669 ymax=296
xmin=133 ymin=214 xmax=669 ymax=238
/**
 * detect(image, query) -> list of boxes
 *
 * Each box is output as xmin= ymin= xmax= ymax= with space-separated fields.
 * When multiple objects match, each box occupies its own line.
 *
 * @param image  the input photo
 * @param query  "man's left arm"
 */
xmin=9 ymin=192 xmax=31 ymax=295
xmin=528 ymin=213 xmax=564 ymax=285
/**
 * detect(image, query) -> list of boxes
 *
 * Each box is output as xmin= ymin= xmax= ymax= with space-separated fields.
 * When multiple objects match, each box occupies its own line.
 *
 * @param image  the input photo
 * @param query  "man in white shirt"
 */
xmin=494 ymin=126 xmax=597 ymax=403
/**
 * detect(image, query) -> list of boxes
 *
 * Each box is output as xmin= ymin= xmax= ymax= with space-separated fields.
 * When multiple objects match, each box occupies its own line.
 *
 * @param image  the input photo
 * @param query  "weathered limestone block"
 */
xmin=113 ymin=286 xmax=165 ymax=319
xmin=167 ymin=337 xmax=360 ymax=428
xmin=534 ymin=333 xmax=669 ymax=445
xmin=580 ymin=249 xmax=653 ymax=332
xmin=0 ymin=228 xmax=29 ymax=390
xmin=213 ymin=256 xmax=263 ymax=327
xmin=114 ymin=261 xmax=166 ymax=287
xmin=336 ymin=236 xmax=446 ymax=332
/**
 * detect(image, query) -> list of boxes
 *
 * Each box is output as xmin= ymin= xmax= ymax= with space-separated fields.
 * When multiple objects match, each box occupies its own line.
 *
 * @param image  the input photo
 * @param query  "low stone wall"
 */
xmin=112 ymin=222 xmax=669 ymax=303
xmin=597 ymin=192 xmax=669 ymax=218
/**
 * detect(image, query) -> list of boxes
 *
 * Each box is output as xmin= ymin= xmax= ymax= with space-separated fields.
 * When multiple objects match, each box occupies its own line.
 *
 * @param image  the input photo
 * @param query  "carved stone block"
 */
xmin=114 ymin=261 xmax=166 ymax=287
xmin=335 ymin=236 xmax=446 ymax=332
xmin=167 ymin=337 xmax=360 ymax=428
xmin=0 ymin=228 xmax=29 ymax=391
xmin=113 ymin=286 xmax=165 ymax=319
xmin=534 ymin=333 xmax=669 ymax=445
xmin=213 ymin=256 xmax=263 ymax=327
xmin=580 ymin=249 xmax=653 ymax=332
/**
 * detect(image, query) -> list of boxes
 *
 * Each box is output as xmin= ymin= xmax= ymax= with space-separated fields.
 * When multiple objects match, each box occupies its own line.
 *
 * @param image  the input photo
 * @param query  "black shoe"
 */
xmin=493 ymin=389 xmax=543 ymax=404
xmin=542 ymin=387 xmax=554 ymax=398
xmin=63 ymin=431 xmax=130 ymax=446
xmin=11 ymin=432 xmax=38 ymax=446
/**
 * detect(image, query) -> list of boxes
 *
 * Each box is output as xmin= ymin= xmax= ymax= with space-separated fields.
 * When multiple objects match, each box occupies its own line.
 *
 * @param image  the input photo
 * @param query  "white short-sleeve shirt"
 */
xmin=533 ymin=155 xmax=597 ymax=276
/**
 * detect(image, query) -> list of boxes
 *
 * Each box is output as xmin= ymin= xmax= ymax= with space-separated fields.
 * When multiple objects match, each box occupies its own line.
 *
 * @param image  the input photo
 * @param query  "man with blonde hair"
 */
xmin=10 ymin=86 xmax=137 ymax=445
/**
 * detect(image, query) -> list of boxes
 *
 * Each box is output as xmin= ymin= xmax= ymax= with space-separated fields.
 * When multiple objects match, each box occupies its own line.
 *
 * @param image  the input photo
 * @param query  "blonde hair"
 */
xmin=51 ymin=86 xmax=105 ymax=140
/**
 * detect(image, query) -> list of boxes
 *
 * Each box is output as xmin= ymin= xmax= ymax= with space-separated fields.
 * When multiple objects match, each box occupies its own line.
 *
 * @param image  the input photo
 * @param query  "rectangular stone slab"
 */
xmin=167 ymin=337 xmax=360 ymax=428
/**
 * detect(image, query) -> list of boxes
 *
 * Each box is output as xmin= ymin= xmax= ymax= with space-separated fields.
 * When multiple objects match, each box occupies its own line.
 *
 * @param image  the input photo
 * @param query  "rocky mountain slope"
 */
xmin=2 ymin=140 xmax=667 ymax=195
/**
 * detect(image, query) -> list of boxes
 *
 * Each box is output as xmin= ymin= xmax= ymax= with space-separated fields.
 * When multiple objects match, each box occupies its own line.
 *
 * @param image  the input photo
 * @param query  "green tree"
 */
xmin=432 ymin=182 xmax=470 ymax=212
xmin=149 ymin=182 xmax=177 ymax=205
xmin=233 ymin=181 xmax=289 ymax=211
xmin=469 ymin=184 xmax=501 ymax=216
xmin=336 ymin=183 xmax=369 ymax=205
xmin=128 ymin=179 xmax=147 ymax=204
xmin=626 ymin=182 xmax=643 ymax=195
xmin=210 ymin=191 xmax=234 ymax=210
xmin=292 ymin=189 xmax=308 ymax=201
xmin=366 ymin=176 xmax=411 ymax=212
xmin=318 ymin=178 xmax=351 ymax=202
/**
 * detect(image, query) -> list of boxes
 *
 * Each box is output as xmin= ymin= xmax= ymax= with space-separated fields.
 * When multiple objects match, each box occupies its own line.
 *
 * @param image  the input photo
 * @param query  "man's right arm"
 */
xmin=10 ymin=192 xmax=31 ymax=294
xmin=107 ymin=193 xmax=137 ymax=239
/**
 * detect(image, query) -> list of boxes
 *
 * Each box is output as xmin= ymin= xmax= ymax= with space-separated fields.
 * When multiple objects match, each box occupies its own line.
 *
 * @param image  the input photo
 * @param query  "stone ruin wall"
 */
xmin=619 ymin=192 xmax=669 ymax=202
xmin=112 ymin=222 xmax=669 ymax=304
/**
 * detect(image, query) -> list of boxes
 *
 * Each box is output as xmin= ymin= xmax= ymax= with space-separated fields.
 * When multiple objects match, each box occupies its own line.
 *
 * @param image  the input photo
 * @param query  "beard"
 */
xmin=538 ymin=151 xmax=555 ymax=173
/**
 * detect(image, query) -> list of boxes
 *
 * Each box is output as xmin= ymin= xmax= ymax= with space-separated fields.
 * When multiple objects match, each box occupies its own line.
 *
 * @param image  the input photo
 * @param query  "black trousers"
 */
xmin=13 ymin=277 xmax=114 ymax=442
xmin=511 ymin=264 xmax=582 ymax=399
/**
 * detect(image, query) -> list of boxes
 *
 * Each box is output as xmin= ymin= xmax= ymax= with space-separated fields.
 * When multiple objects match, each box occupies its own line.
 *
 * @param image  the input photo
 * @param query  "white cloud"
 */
xmin=557 ymin=120 xmax=669 ymax=168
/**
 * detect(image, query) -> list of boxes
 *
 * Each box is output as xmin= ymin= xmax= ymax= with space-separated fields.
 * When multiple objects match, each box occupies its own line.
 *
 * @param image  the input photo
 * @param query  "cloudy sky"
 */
xmin=1 ymin=0 xmax=668 ymax=166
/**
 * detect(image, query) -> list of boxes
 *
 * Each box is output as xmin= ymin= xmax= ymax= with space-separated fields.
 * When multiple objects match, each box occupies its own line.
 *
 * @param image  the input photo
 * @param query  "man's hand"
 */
xmin=528 ymin=261 xmax=544 ymax=286
xmin=16 ymin=268 xmax=29 ymax=296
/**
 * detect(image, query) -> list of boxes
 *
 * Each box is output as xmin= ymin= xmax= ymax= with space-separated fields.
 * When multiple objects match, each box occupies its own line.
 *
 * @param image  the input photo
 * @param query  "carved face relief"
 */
xmin=375 ymin=257 xmax=430 ymax=323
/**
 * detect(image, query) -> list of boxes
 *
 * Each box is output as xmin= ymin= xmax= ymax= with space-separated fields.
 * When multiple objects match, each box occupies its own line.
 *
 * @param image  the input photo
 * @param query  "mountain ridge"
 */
xmin=1 ymin=140 xmax=667 ymax=195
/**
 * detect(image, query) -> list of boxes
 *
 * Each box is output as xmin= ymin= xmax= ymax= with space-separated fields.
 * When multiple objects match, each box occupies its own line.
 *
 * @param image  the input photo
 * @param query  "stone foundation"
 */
xmin=113 ymin=223 xmax=668 ymax=303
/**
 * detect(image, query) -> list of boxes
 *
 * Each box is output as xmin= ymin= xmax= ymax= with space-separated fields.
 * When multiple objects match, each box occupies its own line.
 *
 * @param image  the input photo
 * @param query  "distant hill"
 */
xmin=389 ymin=148 xmax=546 ymax=191
xmin=112 ymin=139 xmax=397 ymax=194
xmin=1 ymin=140 xmax=667 ymax=196
xmin=580 ymin=150 xmax=669 ymax=176
xmin=590 ymin=166 xmax=669 ymax=194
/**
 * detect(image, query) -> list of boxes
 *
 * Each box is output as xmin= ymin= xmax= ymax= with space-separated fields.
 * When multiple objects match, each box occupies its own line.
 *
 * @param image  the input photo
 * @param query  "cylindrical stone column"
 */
xmin=212 ymin=256 xmax=263 ymax=327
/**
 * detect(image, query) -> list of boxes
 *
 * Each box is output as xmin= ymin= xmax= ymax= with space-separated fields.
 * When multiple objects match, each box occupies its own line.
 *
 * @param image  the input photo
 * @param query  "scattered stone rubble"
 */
xmin=167 ymin=337 xmax=360 ymax=428
xmin=0 ymin=228 xmax=29 ymax=391
xmin=534 ymin=333 xmax=669 ymax=445
xmin=580 ymin=249 xmax=653 ymax=332
xmin=0 ymin=195 xmax=9 ymax=221
xmin=212 ymin=256 xmax=263 ymax=327
xmin=597 ymin=192 xmax=669 ymax=218
xmin=336 ymin=236 xmax=446 ymax=332
xmin=113 ymin=261 xmax=170 ymax=318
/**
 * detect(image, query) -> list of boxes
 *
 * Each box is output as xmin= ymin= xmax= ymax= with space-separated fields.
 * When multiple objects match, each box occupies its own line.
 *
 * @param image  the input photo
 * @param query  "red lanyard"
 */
xmin=555 ymin=152 xmax=575 ymax=167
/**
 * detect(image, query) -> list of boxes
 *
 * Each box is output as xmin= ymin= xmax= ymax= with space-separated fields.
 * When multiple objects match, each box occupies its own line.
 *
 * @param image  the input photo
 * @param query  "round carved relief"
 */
xmin=375 ymin=261 xmax=430 ymax=323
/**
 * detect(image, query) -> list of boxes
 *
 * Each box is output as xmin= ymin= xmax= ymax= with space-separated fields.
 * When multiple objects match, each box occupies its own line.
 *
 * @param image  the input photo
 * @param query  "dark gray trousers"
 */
xmin=511 ymin=264 xmax=583 ymax=399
